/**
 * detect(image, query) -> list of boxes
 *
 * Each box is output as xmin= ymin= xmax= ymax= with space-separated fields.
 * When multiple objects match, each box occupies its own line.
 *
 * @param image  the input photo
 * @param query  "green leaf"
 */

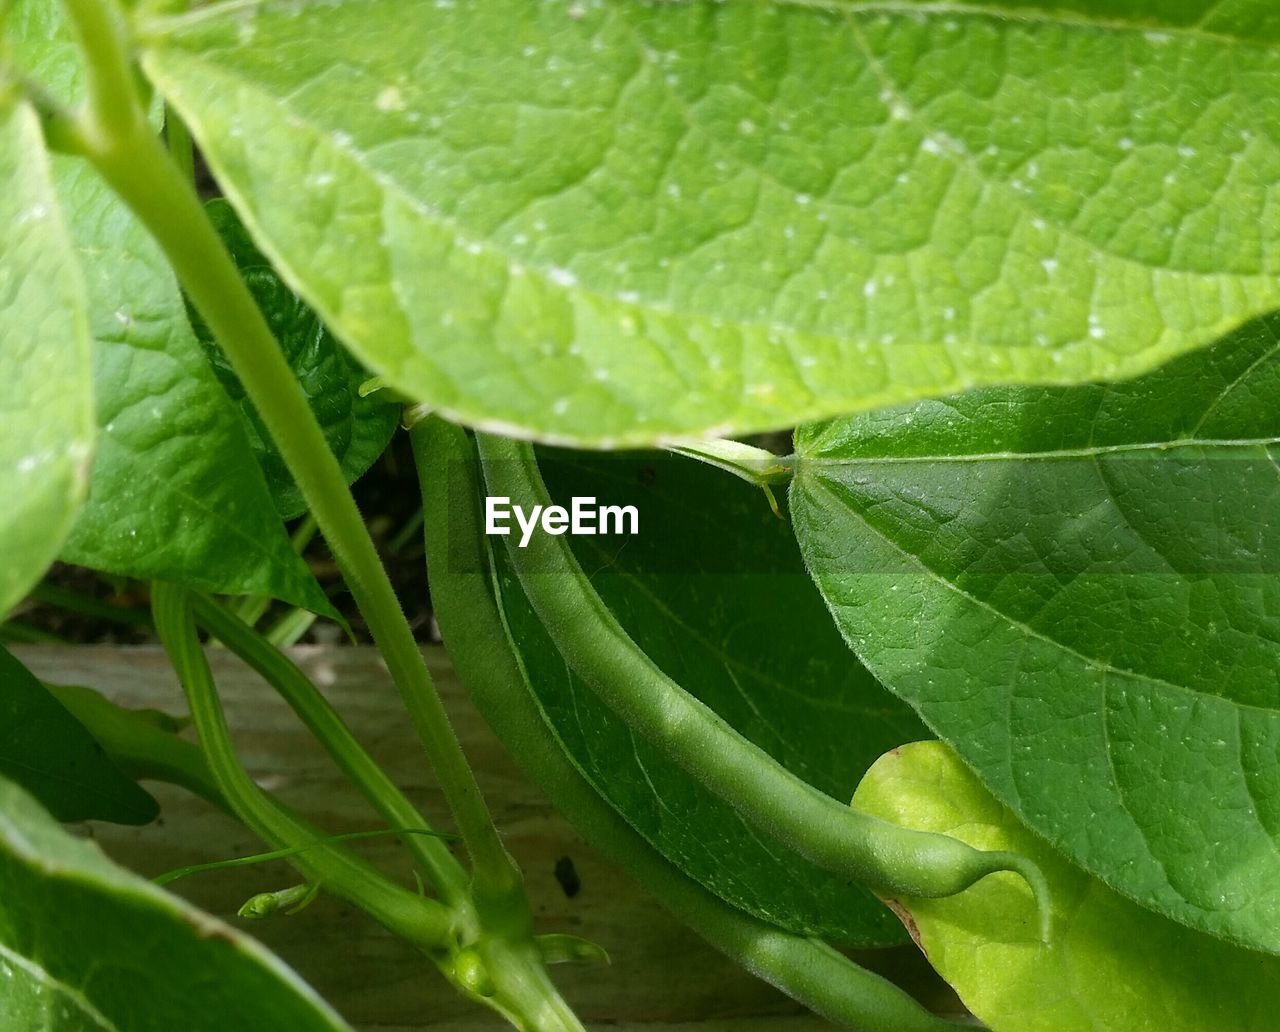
xmin=853 ymin=741 xmax=1280 ymax=1032
xmin=55 ymin=158 xmax=335 ymax=614
xmin=791 ymin=311 xmax=1280 ymax=951
xmin=7 ymin=6 xmax=335 ymax=614
xmin=142 ymin=0 xmax=1280 ymax=446
xmin=489 ymin=448 xmax=923 ymax=944
xmin=192 ymin=199 xmax=400 ymax=519
xmin=0 ymin=773 xmax=353 ymax=1032
xmin=0 ymin=644 xmax=156 ymax=825
xmin=0 ymin=98 xmax=93 ymax=617
xmin=44 ymin=682 xmax=224 ymax=810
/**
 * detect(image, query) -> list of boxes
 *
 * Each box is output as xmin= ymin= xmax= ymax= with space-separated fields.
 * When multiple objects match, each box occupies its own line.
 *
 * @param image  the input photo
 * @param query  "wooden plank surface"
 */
xmin=13 ymin=645 xmax=942 ymax=1030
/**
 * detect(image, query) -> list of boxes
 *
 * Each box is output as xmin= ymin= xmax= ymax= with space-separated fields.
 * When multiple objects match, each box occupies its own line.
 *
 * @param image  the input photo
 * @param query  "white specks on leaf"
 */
xmin=15 ymin=203 xmax=47 ymax=226
xmin=375 ymin=86 xmax=405 ymax=112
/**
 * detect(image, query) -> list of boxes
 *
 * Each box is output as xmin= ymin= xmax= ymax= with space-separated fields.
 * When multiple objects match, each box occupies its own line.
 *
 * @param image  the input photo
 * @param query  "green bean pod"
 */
xmin=413 ymin=415 xmax=967 ymax=1032
xmin=473 ymin=432 xmax=1050 ymax=938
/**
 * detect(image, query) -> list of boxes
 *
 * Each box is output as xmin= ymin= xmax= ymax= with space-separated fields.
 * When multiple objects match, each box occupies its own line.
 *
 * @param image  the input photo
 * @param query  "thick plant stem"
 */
xmin=57 ymin=0 xmax=519 ymax=902
xmin=415 ymin=417 xmax=960 ymax=1032
xmin=477 ymin=434 xmax=1052 ymax=936
xmin=151 ymin=583 xmax=454 ymax=950
xmin=189 ymin=593 xmax=473 ymax=914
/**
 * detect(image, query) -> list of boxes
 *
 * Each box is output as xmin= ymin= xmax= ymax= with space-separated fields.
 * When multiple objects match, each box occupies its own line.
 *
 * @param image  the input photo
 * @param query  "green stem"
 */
xmin=289 ymin=512 xmax=319 ymax=551
xmin=232 ymin=593 xmax=272 ymax=632
xmin=666 ymin=438 xmax=792 ymax=516
xmin=188 ymin=593 xmax=473 ymax=913
xmin=665 ymin=437 xmax=794 ymax=488
xmin=264 ymin=605 xmax=317 ymax=647
xmin=11 ymin=70 xmax=85 ymax=155
xmin=59 ymin=0 xmax=141 ymax=147
xmin=151 ymin=581 xmax=454 ymax=949
xmin=163 ymin=103 xmax=194 ymax=186
xmin=58 ymin=0 xmax=518 ymax=901
xmin=388 ymin=505 xmax=426 ymax=556
xmin=476 ymin=434 xmax=1050 ymax=932
xmin=415 ymin=417 xmax=960 ymax=1032
xmin=155 ymin=828 xmax=454 ymax=887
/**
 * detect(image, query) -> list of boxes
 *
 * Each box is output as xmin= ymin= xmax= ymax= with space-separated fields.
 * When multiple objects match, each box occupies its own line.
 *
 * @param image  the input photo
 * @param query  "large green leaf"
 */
xmin=7 ymin=6 xmax=333 ymax=613
xmin=193 ymin=200 xmax=400 ymax=519
xmin=0 ymin=644 xmax=157 ymax=825
xmin=854 ymin=741 xmax=1280 ymax=1032
xmin=0 ymin=773 xmax=353 ymax=1032
xmin=56 ymin=157 xmax=335 ymax=613
xmin=142 ymin=0 xmax=1280 ymax=446
xmin=792 ymin=311 xmax=1280 ymax=951
xmin=0 ymin=97 xmax=93 ymax=617
xmin=489 ymin=448 xmax=922 ymax=944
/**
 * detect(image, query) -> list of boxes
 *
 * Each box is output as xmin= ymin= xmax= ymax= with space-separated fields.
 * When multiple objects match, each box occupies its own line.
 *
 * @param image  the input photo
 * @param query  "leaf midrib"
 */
xmin=799 ymin=472 xmax=1280 ymax=718
xmin=799 ymin=434 xmax=1280 ymax=466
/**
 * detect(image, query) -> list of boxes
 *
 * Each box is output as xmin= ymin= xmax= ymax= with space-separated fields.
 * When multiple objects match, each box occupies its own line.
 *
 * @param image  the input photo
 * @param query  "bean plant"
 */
xmin=2 ymin=0 xmax=1278 ymax=1029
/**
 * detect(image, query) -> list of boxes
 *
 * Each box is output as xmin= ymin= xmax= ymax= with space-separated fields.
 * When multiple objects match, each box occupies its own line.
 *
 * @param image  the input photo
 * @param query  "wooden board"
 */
xmin=14 ymin=645 xmax=946 ymax=1030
